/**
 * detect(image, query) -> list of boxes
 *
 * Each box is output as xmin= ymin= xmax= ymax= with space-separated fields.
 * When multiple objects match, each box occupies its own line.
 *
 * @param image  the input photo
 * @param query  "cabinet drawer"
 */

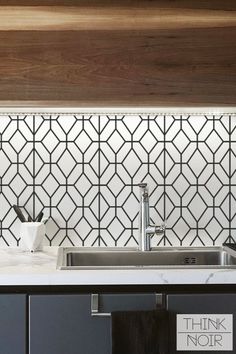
xmin=29 ymin=293 xmax=157 ymax=354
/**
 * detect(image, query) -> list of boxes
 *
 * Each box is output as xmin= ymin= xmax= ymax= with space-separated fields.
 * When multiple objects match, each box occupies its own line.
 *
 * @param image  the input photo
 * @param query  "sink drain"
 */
xmin=184 ymin=257 xmax=197 ymax=265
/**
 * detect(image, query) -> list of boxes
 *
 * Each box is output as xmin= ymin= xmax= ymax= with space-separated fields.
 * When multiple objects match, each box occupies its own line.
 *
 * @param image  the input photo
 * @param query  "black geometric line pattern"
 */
xmin=0 ymin=113 xmax=235 ymax=247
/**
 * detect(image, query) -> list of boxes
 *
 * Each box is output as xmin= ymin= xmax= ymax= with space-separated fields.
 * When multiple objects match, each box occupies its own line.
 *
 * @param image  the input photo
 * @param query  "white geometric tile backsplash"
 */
xmin=0 ymin=113 xmax=235 ymax=247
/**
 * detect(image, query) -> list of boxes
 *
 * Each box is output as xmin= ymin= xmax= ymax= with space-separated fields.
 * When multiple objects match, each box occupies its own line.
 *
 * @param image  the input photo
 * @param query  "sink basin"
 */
xmin=57 ymin=246 xmax=236 ymax=270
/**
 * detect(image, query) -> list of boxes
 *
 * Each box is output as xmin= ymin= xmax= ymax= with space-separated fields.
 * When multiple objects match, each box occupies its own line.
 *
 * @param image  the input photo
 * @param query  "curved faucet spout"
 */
xmin=138 ymin=182 xmax=165 ymax=251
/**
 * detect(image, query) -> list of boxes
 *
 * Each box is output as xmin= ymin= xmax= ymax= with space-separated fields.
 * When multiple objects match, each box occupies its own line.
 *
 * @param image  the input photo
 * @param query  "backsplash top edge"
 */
xmin=0 ymin=107 xmax=236 ymax=115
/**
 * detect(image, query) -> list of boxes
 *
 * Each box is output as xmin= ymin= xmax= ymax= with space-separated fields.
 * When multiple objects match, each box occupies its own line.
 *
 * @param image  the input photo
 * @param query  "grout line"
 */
xmin=163 ymin=115 xmax=166 ymax=246
xmin=49 ymin=116 xmax=53 ymax=246
xmin=32 ymin=115 xmax=36 ymax=221
xmin=229 ymin=115 xmax=232 ymax=240
xmin=98 ymin=115 xmax=101 ymax=246
xmin=180 ymin=115 xmax=183 ymax=245
xmin=213 ymin=116 xmax=215 ymax=222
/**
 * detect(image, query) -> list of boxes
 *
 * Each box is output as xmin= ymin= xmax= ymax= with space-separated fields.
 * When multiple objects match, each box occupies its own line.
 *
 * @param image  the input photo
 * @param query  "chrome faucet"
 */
xmin=138 ymin=183 xmax=165 ymax=251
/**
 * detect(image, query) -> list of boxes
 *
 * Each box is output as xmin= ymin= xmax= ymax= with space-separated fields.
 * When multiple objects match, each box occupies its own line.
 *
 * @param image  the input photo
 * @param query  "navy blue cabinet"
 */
xmin=29 ymin=293 xmax=157 ymax=354
xmin=1 ymin=291 xmax=235 ymax=354
xmin=0 ymin=294 xmax=26 ymax=354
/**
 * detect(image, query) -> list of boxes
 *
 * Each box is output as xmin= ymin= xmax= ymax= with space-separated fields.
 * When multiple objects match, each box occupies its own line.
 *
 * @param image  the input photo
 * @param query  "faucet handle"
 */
xmin=155 ymin=222 xmax=166 ymax=235
xmin=138 ymin=182 xmax=147 ymax=189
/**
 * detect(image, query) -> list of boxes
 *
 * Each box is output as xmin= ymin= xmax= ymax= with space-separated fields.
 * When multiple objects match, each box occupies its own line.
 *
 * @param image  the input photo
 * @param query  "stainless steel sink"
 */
xmin=57 ymin=246 xmax=236 ymax=270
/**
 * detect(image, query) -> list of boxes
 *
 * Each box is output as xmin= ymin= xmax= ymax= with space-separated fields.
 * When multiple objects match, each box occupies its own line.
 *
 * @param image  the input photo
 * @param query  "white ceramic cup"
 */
xmin=20 ymin=222 xmax=45 ymax=252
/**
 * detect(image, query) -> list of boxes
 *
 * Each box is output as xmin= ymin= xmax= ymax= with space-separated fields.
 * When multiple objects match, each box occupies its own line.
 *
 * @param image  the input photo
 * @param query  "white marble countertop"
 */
xmin=0 ymin=247 xmax=235 ymax=286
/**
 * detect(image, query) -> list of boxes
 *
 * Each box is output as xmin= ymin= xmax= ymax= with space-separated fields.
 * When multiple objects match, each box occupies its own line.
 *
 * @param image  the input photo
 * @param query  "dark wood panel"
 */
xmin=0 ymin=0 xmax=236 ymax=11
xmin=0 ymin=27 xmax=236 ymax=106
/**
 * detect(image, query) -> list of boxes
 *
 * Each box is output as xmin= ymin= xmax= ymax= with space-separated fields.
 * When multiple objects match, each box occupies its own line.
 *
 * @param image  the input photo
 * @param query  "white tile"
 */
xmin=0 ymin=112 xmax=235 ymax=247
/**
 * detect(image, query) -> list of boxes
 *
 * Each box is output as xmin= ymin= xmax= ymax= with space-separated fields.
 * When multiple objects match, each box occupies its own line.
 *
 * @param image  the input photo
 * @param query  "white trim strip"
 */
xmin=0 ymin=107 xmax=235 ymax=115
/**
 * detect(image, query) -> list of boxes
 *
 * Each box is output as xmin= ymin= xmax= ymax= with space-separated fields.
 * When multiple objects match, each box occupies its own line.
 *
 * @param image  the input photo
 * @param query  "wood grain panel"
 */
xmin=0 ymin=2 xmax=235 ymax=106
xmin=0 ymin=6 xmax=236 ymax=31
xmin=0 ymin=27 xmax=235 ymax=106
xmin=0 ymin=1 xmax=235 ymax=11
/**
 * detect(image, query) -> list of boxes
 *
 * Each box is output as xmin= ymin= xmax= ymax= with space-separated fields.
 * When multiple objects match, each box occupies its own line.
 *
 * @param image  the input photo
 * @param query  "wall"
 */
xmin=0 ymin=110 xmax=235 ymax=247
